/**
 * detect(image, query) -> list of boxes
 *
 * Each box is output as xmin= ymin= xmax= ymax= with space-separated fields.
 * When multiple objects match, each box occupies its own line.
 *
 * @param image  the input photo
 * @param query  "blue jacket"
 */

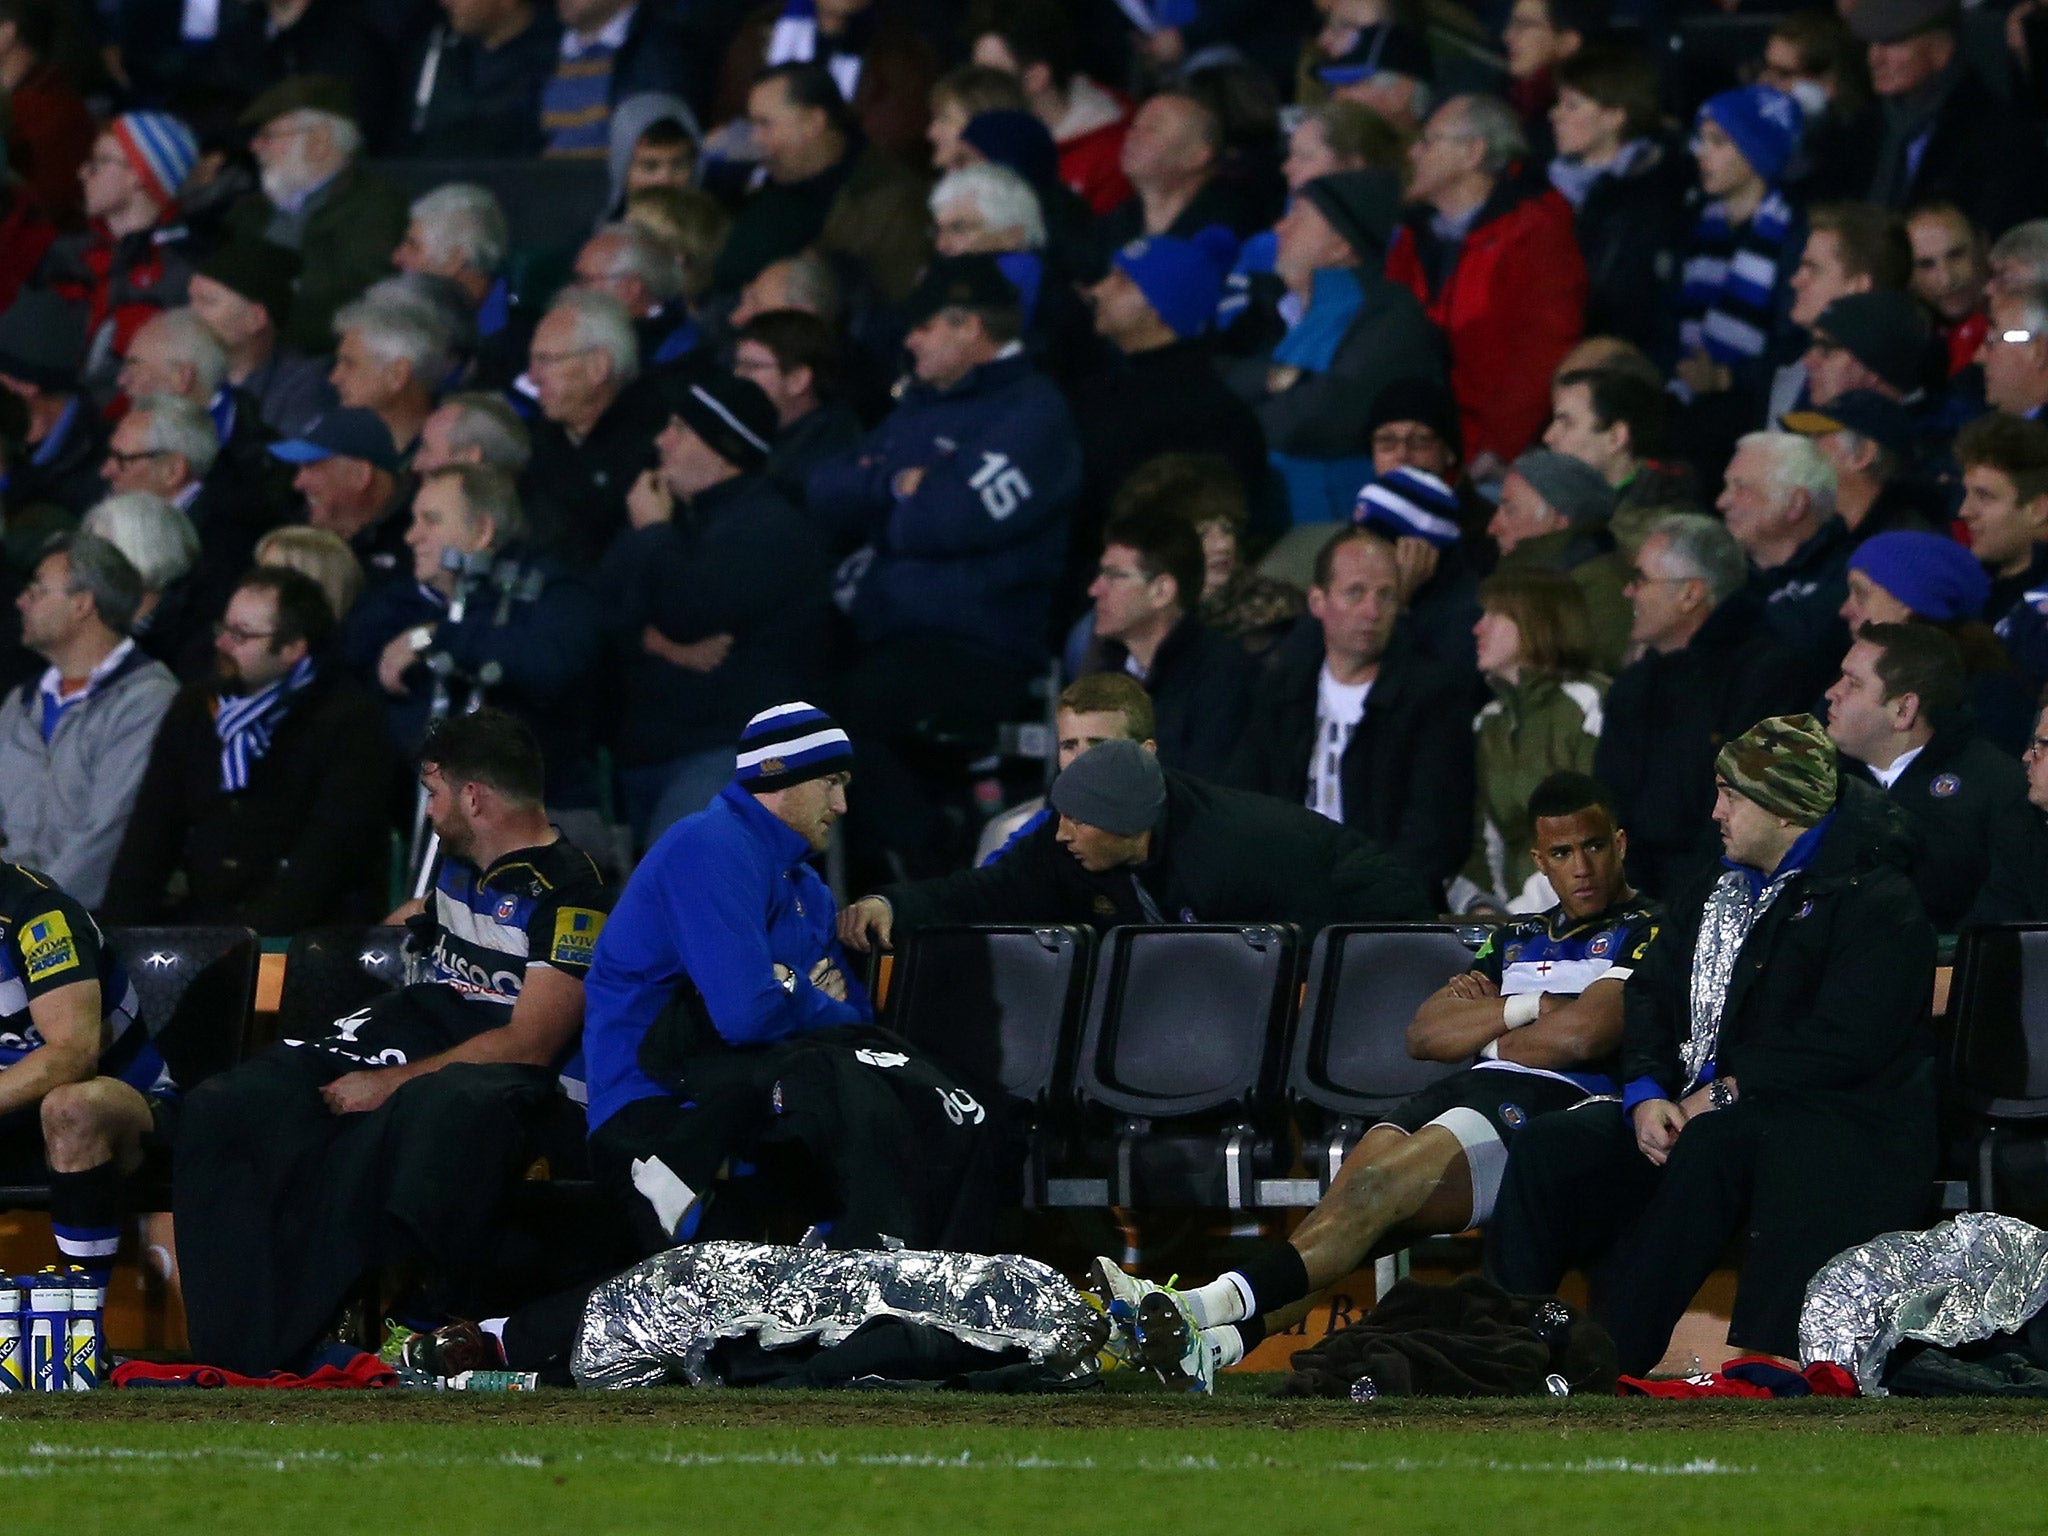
xmin=581 ymin=781 xmax=872 ymax=1131
xmin=807 ymin=347 xmax=1081 ymax=668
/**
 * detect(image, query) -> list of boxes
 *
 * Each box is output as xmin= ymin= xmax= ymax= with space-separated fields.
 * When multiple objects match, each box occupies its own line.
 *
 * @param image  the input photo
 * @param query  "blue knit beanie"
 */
xmin=734 ymin=701 xmax=853 ymax=792
xmin=962 ymin=109 xmax=1060 ymax=190
xmin=1353 ymin=467 xmax=1462 ymax=548
xmin=1112 ymin=226 xmax=1239 ymax=340
xmin=1697 ymin=85 xmax=1803 ymax=186
xmin=1849 ymin=532 xmax=1990 ymax=623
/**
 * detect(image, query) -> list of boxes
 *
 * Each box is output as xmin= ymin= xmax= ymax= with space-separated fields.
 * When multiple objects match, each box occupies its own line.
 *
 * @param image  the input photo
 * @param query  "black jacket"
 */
xmin=1854 ymin=727 xmax=2035 ymax=933
xmin=1622 ymin=778 xmax=1935 ymax=1118
xmin=1967 ymin=802 xmax=2048 ymax=925
xmin=1749 ymin=515 xmax=1851 ymax=703
xmin=391 ymin=13 xmax=561 ymax=158
xmin=101 ymin=664 xmax=393 ymax=931
xmin=1228 ymin=625 xmax=1474 ymax=900
xmin=520 ymin=379 xmax=669 ymax=568
xmin=765 ymin=401 xmax=864 ymax=510
xmin=1868 ymin=64 xmax=2048 ymax=238
xmin=599 ymin=473 xmax=834 ymax=767
xmin=1594 ymin=590 xmax=1811 ymax=900
xmin=882 ymin=768 xmax=1433 ymax=937
xmin=15 ymin=397 xmax=107 ymax=517
xmin=1086 ymin=613 xmax=1256 ymax=782
xmin=1072 ymin=338 xmax=1267 ymax=533
xmin=1572 ymin=137 xmax=1693 ymax=358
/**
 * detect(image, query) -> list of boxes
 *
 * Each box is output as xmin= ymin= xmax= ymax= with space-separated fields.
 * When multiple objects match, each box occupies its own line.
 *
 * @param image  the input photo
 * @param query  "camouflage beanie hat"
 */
xmin=1715 ymin=714 xmax=1838 ymax=826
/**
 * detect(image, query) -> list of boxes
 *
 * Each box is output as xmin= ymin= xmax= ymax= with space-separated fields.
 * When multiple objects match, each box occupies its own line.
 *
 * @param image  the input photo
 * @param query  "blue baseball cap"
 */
xmin=267 ymin=408 xmax=401 ymax=473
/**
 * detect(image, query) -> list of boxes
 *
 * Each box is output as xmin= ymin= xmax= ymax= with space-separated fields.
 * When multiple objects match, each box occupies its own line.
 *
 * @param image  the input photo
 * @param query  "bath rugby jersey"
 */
xmin=0 ymin=862 xmax=159 ymax=1092
xmin=1468 ymin=897 xmax=1660 ymax=1095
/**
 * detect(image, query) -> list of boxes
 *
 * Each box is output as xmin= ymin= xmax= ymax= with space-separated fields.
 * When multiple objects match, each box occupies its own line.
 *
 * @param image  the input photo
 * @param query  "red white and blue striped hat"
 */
xmin=734 ymin=701 xmax=853 ymax=792
xmin=109 ymin=112 xmax=198 ymax=209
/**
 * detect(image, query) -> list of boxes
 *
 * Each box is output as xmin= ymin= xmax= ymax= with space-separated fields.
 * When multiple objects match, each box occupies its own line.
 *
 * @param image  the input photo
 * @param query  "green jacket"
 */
xmin=1498 ymin=526 xmax=1634 ymax=673
xmin=224 ymin=165 xmax=410 ymax=353
xmin=1454 ymin=670 xmax=1608 ymax=912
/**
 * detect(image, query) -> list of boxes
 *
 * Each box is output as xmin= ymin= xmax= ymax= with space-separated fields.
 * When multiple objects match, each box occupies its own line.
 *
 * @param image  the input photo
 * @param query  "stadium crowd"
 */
xmin=2 ymin=0 xmax=2048 ymax=1389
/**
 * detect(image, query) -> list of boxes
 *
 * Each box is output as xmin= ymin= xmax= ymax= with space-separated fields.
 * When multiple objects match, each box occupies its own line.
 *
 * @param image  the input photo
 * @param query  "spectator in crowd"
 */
xmin=1249 ymin=168 xmax=1445 ymax=524
xmin=102 ymin=564 xmax=392 ymax=929
xmin=1980 ymin=282 xmax=2048 ymax=420
xmin=538 ymin=0 xmax=695 ymax=160
xmin=0 ymin=0 xmax=94 ymax=224
xmin=1451 ymin=569 xmax=1608 ymax=914
xmin=931 ymin=162 xmax=1046 ymax=257
xmin=1120 ymin=453 xmax=1302 ymax=656
xmin=1229 ymin=526 xmax=1476 ymax=901
xmin=1076 ymin=229 xmax=1265 ymax=549
xmin=1908 ymin=201 xmax=1991 ymax=378
xmin=0 ymin=533 xmax=177 ymax=907
xmin=969 ymin=0 xmax=1133 ymax=215
xmin=573 ymin=222 xmax=703 ymax=372
xmin=1772 ymin=202 xmax=1913 ymax=421
xmin=606 ymin=98 xmax=701 ymax=213
xmin=1717 ymin=429 xmax=1850 ymax=680
xmin=1854 ymin=0 xmax=2048 ymax=237
xmin=715 ymin=0 xmax=937 ymax=165
xmin=728 ymin=251 xmax=844 ymax=331
xmin=1970 ymin=699 xmax=2048 ymax=923
xmin=1316 ymin=24 xmax=1436 ymax=136
xmin=1488 ymin=448 xmax=1631 ymax=672
xmin=36 ymin=112 xmax=198 ymax=396
xmin=520 ymin=288 xmax=667 ymax=566
xmin=809 ymin=254 xmax=1082 ymax=877
xmin=253 ymin=525 xmax=364 ymax=621
xmin=711 ymin=62 xmax=930 ymax=303
xmin=1543 ymin=367 xmax=1697 ymax=547
xmin=1989 ymin=220 xmax=2048 ymax=294
xmin=1387 ymin=94 xmax=1587 ymax=470
xmin=1781 ymin=391 xmax=1943 ymax=546
xmin=621 ymin=187 xmax=730 ymax=313
xmin=1222 ymin=98 xmax=1400 ymax=307
xmin=1093 ymin=90 xmax=1262 ymax=262
xmin=392 ymin=0 xmax=558 ymax=158
xmin=222 ymin=79 xmax=409 ymax=353
xmin=1758 ymin=10 xmax=1875 ymax=201
xmin=1360 ymin=375 xmax=1468 ymax=493
xmin=1546 ymin=45 xmax=1690 ymax=358
xmin=268 ymin=407 xmax=411 ymax=582
xmin=600 ymin=372 xmax=832 ymax=845
xmin=97 ymin=395 xmax=251 ymax=608
xmin=1491 ymin=714 xmax=1938 ymax=1377
xmin=185 ymin=240 xmax=333 ymax=439
xmin=841 ymin=736 xmax=1434 ymax=954
xmin=413 ymin=391 xmax=532 ymax=477
xmin=0 ymin=290 xmax=105 ymax=514
xmin=1095 ymin=770 xmax=1653 ymax=1392
xmin=80 ymin=491 xmax=200 ymax=658
xmin=975 ymin=671 xmax=1154 ymax=864
xmin=730 ymin=309 xmax=863 ymax=509
xmin=1347 ymin=464 xmax=1483 ymax=674
xmin=926 ymin=161 xmax=1089 ymax=370
xmin=927 ymin=63 xmax=1030 ymax=172
xmin=1595 ymin=512 xmax=1805 ymax=898
xmin=1080 ymin=501 xmax=1255 ymax=781
xmin=1674 ymin=85 xmax=1805 ymax=434
xmin=1955 ymin=411 xmax=2048 ymax=661
xmin=175 ymin=707 xmax=614 ymax=1376
xmin=958 ymin=107 xmax=1099 ymax=273
xmin=206 ymin=0 xmax=399 ymax=147
xmin=391 ymin=184 xmax=523 ymax=386
xmin=1823 ymin=621 xmax=2031 ymax=931
xmin=328 ymin=300 xmax=447 ymax=462
xmin=1801 ymin=289 xmax=1930 ymax=408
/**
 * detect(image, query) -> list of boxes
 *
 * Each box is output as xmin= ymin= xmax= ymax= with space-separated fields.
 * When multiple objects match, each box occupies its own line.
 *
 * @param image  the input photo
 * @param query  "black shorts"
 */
xmin=1372 ymin=1067 xmax=1600 ymax=1225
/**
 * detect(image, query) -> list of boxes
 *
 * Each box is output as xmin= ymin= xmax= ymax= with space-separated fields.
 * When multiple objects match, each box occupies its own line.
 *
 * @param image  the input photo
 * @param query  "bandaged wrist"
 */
xmin=1502 ymin=993 xmax=1542 ymax=1029
xmin=1479 ymin=1039 xmax=1501 ymax=1060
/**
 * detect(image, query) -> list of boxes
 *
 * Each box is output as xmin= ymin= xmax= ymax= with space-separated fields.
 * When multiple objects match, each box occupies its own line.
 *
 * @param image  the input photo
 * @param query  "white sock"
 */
xmin=1185 ymin=1274 xmax=1252 ymax=1329
xmin=479 ymin=1317 xmax=509 ymax=1360
xmin=1206 ymin=1325 xmax=1245 ymax=1371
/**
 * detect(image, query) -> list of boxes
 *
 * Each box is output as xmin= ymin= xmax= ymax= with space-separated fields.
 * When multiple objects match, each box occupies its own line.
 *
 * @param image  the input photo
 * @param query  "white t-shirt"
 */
xmin=1307 ymin=666 xmax=1372 ymax=822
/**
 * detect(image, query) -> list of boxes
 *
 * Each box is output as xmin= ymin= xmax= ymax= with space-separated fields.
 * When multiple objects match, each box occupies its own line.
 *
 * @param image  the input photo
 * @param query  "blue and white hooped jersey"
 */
xmin=1469 ymin=898 xmax=1661 ymax=1095
xmin=0 ymin=864 xmax=161 ymax=1094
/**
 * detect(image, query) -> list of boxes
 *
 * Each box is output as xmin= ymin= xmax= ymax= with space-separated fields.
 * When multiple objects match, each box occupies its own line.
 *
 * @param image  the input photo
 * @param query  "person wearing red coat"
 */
xmin=1385 ymin=94 xmax=1586 ymax=473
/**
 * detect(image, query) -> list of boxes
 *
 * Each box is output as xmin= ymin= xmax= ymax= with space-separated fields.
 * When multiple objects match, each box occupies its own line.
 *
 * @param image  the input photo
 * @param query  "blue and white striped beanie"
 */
xmin=1353 ymin=467 xmax=1462 ymax=549
xmin=734 ymin=701 xmax=853 ymax=793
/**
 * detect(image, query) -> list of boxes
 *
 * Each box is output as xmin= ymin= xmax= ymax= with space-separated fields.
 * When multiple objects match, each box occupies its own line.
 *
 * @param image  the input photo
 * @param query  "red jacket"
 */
xmin=1385 ymin=177 xmax=1586 ymax=465
xmin=0 ymin=191 xmax=56 ymax=314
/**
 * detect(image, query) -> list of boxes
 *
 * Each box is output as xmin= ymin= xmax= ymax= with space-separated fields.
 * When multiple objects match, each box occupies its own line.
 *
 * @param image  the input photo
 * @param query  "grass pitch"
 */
xmin=5 ymin=1386 xmax=2046 ymax=1535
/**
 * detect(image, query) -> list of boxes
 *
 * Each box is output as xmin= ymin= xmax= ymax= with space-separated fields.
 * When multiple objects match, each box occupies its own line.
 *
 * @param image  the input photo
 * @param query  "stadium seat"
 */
xmin=0 ymin=925 xmax=259 ymax=1214
xmin=883 ymin=923 xmax=1095 ymax=1201
xmin=1945 ymin=923 xmax=2048 ymax=1215
xmin=1287 ymin=924 xmax=1479 ymax=1190
xmin=271 ymin=926 xmax=412 ymax=1048
xmin=1060 ymin=924 xmax=1301 ymax=1209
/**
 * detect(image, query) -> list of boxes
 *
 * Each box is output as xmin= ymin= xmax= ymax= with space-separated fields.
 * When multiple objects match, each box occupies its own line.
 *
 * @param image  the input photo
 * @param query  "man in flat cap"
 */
xmin=1488 ymin=714 xmax=1938 ymax=1377
xmin=1488 ymin=447 xmax=1632 ymax=671
xmin=221 ymin=77 xmax=409 ymax=352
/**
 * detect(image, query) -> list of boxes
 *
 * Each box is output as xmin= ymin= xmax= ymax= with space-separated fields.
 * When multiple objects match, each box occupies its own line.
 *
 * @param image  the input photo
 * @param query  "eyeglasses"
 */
xmin=213 ymin=620 xmax=277 ymax=644
xmin=104 ymin=448 xmax=169 ymax=468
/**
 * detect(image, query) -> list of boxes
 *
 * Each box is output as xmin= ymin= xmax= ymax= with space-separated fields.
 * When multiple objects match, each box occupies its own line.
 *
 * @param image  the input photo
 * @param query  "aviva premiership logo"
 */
xmin=551 ymin=907 xmax=605 ymax=967
xmin=21 ymin=912 xmax=79 ymax=982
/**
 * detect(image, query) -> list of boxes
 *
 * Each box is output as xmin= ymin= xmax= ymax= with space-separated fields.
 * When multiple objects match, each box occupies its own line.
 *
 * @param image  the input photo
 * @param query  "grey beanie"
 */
xmin=1048 ymin=739 xmax=1165 ymax=836
xmin=1511 ymin=449 xmax=1617 ymax=529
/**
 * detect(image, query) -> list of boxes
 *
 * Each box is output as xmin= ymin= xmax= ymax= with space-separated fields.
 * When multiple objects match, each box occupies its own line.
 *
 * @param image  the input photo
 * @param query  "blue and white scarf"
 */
xmin=214 ymin=654 xmax=316 ymax=792
xmin=766 ymin=0 xmax=862 ymax=102
xmin=1678 ymin=187 xmax=1797 ymax=365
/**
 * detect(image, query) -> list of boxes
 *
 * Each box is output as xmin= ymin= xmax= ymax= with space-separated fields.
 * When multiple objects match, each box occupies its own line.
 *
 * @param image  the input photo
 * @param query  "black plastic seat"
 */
xmin=1946 ymin=924 xmax=2048 ymax=1211
xmin=1070 ymin=924 xmax=1301 ymax=1208
xmin=272 ymin=926 xmax=412 ymax=1047
xmin=0 ymin=925 xmax=258 ymax=1213
xmin=1288 ymin=924 xmax=1479 ymax=1188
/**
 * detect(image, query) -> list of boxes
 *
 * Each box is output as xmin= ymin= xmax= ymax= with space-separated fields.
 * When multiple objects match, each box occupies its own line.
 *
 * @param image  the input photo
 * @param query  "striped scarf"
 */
xmin=214 ymin=654 xmax=315 ymax=792
xmin=766 ymin=0 xmax=862 ymax=100
xmin=1678 ymin=188 xmax=1796 ymax=365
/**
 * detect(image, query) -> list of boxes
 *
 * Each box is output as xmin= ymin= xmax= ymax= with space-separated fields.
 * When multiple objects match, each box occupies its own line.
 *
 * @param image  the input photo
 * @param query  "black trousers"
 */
xmin=1483 ymin=1094 xmax=1935 ymax=1376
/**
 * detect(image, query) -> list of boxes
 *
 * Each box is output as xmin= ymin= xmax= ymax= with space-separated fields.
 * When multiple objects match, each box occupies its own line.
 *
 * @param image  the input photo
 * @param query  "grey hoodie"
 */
xmin=604 ymin=91 xmax=702 ymax=224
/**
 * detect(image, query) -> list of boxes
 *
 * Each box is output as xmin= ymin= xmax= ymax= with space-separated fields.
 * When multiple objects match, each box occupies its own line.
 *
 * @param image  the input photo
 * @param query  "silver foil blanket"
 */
xmin=571 ymin=1241 xmax=1103 ymax=1389
xmin=1682 ymin=868 xmax=1791 ymax=1091
xmin=1798 ymin=1212 xmax=2048 ymax=1395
